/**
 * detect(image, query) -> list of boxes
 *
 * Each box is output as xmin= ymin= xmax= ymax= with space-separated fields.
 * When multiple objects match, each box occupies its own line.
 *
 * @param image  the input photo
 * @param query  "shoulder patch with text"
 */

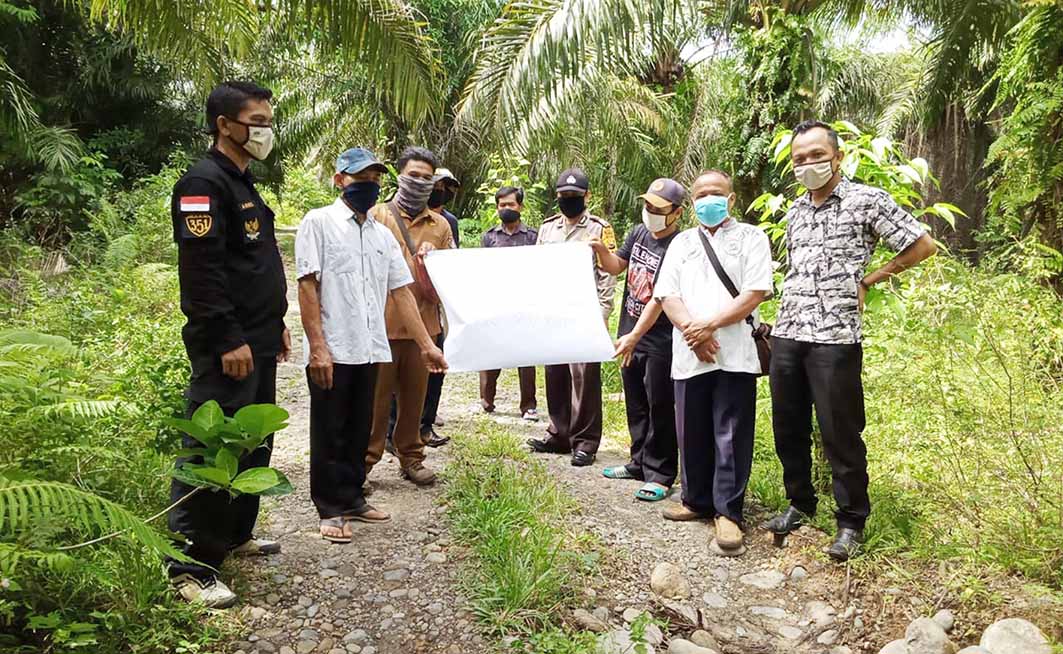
xmin=184 ymin=213 xmax=213 ymax=238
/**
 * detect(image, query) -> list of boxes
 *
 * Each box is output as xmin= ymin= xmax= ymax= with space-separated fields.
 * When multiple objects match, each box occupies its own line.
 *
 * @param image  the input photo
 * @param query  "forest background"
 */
xmin=1 ymin=0 xmax=1062 ymax=652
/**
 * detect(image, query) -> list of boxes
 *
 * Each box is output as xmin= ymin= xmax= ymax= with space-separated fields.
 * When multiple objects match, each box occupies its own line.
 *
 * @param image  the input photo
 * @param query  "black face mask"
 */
xmin=428 ymin=188 xmax=454 ymax=209
xmin=342 ymin=181 xmax=380 ymax=215
xmin=558 ymin=195 xmax=586 ymax=218
xmin=499 ymin=208 xmax=521 ymax=223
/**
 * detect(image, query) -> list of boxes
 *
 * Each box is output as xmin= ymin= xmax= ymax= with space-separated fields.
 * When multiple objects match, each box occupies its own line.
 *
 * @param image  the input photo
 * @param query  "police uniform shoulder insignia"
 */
xmin=601 ymin=224 xmax=616 ymax=251
xmin=184 ymin=214 xmax=212 ymax=237
xmin=542 ymin=213 xmax=562 ymax=223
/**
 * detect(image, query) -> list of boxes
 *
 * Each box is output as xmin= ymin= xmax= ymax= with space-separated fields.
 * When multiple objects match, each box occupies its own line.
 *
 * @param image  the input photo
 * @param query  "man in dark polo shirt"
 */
xmin=479 ymin=186 xmax=539 ymax=420
xmin=590 ymin=178 xmax=684 ymax=502
xmin=168 ymin=81 xmax=289 ymax=608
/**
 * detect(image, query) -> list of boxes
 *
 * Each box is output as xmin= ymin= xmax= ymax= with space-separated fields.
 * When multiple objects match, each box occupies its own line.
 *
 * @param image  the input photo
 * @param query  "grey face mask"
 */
xmin=395 ymin=174 xmax=435 ymax=215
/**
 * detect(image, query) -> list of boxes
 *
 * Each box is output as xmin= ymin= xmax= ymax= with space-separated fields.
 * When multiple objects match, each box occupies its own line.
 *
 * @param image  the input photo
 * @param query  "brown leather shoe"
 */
xmin=662 ymin=504 xmax=710 ymax=521
xmin=714 ymin=516 xmax=744 ymax=550
xmin=401 ymin=463 xmax=437 ymax=486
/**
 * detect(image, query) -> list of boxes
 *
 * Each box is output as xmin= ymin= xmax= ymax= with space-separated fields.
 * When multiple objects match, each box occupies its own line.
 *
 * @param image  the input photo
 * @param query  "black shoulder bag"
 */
xmin=696 ymin=230 xmax=772 ymax=376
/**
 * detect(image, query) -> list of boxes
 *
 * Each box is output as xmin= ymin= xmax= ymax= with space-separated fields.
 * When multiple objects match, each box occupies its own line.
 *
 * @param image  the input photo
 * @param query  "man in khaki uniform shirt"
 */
xmin=528 ymin=168 xmax=616 ymax=466
xmin=366 ymin=147 xmax=454 ymax=486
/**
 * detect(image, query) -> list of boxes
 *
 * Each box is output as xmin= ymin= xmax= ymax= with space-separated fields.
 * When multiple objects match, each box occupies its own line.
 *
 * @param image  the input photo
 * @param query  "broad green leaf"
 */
xmin=184 ymin=464 xmax=233 ymax=489
xmin=835 ymin=120 xmax=861 ymax=136
xmin=216 ymin=448 xmax=239 ymax=480
xmin=772 ymin=132 xmax=792 ymax=163
xmin=896 ymin=164 xmax=922 ymax=185
xmin=171 ymin=465 xmax=226 ymax=491
xmin=910 ymin=157 xmax=930 ymax=180
xmin=257 ymin=470 xmax=294 ymax=497
xmin=165 ymin=418 xmax=219 ymax=447
xmin=230 ymin=467 xmax=286 ymax=495
xmin=174 ymin=448 xmax=210 ymax=459
xmin=191 ymin=401 xmax=225 ymax=434
xmin=234 ymin=404 xmax=289 ymax=438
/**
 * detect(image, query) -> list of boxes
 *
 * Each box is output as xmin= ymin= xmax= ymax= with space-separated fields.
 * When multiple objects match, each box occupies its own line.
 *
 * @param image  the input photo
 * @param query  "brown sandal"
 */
xmin=320 ymin=517 xmax=352 ymax=543
xmin=347 ymin=504 xmax=391 ymax=524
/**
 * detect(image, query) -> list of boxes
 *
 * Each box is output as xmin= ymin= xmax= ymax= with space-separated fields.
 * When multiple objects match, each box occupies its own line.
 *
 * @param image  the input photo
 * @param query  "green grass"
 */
xmin=442 ymin=420 xmax=600 ymax=648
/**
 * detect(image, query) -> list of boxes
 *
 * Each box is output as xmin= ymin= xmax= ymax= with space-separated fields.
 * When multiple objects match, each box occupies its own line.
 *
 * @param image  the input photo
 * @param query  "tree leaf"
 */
xmin=230 ymin=467 xmax=286 ymax=495
xmin=164 ymin=418 xmax=219 ymax=448
xmin=216 ymin=448 xmax=239 ymax=481
xmin=191 ymin=401 xmax=225 ymax=434
xmin=234 ymin=404 xmax=289 ymax=438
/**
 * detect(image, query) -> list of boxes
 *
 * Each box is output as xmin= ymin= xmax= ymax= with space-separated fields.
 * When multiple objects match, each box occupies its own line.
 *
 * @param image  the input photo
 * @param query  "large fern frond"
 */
xmin=0 ymin=477 xmax=189 ymax=562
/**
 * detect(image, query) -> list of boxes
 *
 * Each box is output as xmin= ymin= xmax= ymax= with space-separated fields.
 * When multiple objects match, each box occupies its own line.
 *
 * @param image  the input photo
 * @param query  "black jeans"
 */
xmin=309 ymin=363 xmax=377 ymax=519
xmin=674 ymin=370 xmax=757 ymax=522
xmin=620 ymin=350 xmax=677 ymax=486
xmin=420 ymin=333 xmax=446 ymax=434
xmin=769 ymin=336 xmax=869 ymax=530
xmin=168 ymin=356 xmax=277 ymax=581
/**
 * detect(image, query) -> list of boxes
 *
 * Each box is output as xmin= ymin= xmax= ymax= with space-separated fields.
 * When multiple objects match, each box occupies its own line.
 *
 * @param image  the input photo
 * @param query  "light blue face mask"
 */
xmin=694 ymin=195 xmax=730 ymax=227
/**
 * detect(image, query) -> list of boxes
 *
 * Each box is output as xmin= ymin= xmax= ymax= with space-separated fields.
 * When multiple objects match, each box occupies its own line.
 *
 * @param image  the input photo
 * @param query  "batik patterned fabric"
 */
xmin=773 ymin=178 xmax=925 ymax=344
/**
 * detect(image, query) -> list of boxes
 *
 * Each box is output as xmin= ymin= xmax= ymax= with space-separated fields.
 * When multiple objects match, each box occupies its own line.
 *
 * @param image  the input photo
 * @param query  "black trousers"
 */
xmin=544 ymin=362 xmax=602 ymax=454
xmin=769 ymin=337 xmax=869 ymax=530
xmin=675 ymin=370 xmax=757 ymax=522
xmin=420 ymin=333 xmax=446 ymax=434
xmin=309 ymin=363 xmax=377 ymax=519
xmin=620 ymin=350 xmax=677 ymax=486
xmin=168 ymin=356 xmax=277 ymax=580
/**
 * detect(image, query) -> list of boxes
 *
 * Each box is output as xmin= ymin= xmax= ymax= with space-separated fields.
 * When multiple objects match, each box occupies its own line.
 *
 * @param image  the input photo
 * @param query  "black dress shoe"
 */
xmin=422 ymin=428 xmax=450 ymax=448
xmin=827 ymin=528 xmax=863 ymax=562
xmin=570 ymin=451 xmax=595 ymax=466
xmin=527 ymin=437 xmax=571 ymax=454
xmin=761 ymin=506 xmax=811 ymax=535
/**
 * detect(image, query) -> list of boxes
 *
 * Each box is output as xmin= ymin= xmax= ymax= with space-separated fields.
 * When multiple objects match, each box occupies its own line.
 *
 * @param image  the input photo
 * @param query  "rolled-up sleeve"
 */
xmin=294 ymin=212 xmax=322 ymax=281
xmin=741 ymin=229 xmax=774 ymax=294
xmin=653 ymin=237 xmax=684 ymax=300
xmin=871 ymin=191 xmax=925 ymax=253
xmin=384 ymin=229 xmax=414 ymax=291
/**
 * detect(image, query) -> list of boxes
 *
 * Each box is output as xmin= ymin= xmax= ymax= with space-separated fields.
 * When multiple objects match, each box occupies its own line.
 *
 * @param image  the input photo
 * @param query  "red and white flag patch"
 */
xmin=180 ymin=196 xmax=211 ymax=212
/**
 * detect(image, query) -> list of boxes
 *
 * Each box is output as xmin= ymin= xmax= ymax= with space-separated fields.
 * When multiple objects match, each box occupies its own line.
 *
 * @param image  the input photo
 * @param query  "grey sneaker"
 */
xmin=231 ymin=538 xmax=281 ymax=556
xmin=172 ymin=574 xmax=237 ymax=609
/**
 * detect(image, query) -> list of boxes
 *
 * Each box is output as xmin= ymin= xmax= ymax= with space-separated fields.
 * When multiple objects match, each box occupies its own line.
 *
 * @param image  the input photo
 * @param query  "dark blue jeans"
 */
xmin=674 ymin=370 xmax=757 ymax=522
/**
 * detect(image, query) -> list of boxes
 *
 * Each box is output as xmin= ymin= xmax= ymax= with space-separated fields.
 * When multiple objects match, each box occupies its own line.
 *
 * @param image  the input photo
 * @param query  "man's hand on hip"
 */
xmin=221 ymin=344 xmax=254 ymax=380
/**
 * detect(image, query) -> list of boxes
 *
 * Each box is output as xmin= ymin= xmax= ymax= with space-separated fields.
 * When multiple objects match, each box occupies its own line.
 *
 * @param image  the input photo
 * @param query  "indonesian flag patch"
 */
xmin=180 ymin=196 xmax=211 ymax=212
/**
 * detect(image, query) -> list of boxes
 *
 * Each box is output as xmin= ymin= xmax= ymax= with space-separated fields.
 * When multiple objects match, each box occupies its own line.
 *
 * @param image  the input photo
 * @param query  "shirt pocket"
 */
xmin=325 ymin=242 xmax=359 ymax=274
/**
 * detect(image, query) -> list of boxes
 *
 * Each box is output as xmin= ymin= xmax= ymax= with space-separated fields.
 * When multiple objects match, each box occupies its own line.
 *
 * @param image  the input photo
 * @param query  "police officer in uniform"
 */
xmin=168 ymin=81 xmax=290 ymax=608
xmin=528 ymin=168 xmax=616 ymax=466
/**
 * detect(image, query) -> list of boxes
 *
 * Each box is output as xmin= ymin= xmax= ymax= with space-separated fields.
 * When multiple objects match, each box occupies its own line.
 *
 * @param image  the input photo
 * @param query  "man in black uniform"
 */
xmin=168 ymin=81 xmax=290 ymax=608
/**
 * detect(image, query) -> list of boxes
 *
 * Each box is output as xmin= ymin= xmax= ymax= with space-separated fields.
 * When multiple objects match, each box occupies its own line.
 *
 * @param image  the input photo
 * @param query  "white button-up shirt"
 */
xmin=295 ymin=198 xmax=413 ymax=366
xmin=653 ymin=221 xmax=773 ymax=379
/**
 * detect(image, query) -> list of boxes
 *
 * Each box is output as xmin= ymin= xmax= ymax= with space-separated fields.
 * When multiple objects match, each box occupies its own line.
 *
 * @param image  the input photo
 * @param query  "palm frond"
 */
xmin=34 ymin=400 xmax=133 ymax=421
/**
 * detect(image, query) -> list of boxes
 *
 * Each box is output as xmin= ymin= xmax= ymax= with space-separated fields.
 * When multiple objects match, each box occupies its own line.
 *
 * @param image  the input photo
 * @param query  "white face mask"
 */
xmin=642 ymin=207 xmax=669 ymax=233
xmin=794 ymin=160 xmax=835 ymax=190
xmin=242 ymin=125 xmax=274 ymax=161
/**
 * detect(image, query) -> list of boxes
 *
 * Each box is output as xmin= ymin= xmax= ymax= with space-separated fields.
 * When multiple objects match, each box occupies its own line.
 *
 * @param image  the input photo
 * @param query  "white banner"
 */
xmin=424 ymin=242 xmax=615 ymax=373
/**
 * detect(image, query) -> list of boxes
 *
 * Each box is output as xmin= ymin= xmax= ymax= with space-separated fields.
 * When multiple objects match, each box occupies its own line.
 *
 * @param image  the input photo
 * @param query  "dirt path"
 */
xmin=223 ymin=254 xmax=888 ymax=654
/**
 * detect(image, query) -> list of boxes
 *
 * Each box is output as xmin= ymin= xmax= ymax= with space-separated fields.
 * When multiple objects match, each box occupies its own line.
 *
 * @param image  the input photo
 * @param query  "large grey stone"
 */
xmin=956 ymin=648 xmax=992 ymax=654
xmin=979 ymin=618 xmax=1050 ymax=654
xmin=738 ymin=570 xmax=786 ymax=590
xmin=702 ymin=592 xmax=727 ymax=609
xmin=878 ymin=639 xmax=907 ymax=654
xmin=574 ymin=608 xmax=609 ymax=633
xmin=688 ymin=630 xmax=720 ymax=651
xmin=905 ymin=617 xmax=957 ymax=654
xmin=933 ymin=609 xmax=956 ymax=632
xmin=598 ymin=629 xmax=656 ymax=654
xmin=650 ymin=562 xmax=691 ymax=599
xmin=666 ymin=639 xmax=717 ymax=654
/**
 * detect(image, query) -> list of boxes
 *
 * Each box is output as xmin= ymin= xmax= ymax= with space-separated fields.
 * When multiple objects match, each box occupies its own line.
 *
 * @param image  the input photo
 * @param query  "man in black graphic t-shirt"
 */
xmin=590 ymin=178 xmax=685 ymax=503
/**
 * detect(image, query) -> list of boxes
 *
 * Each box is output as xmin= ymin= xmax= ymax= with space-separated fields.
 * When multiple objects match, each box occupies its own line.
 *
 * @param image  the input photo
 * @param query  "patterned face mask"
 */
xmin=395 ymin=174 xmax=435 ymax=215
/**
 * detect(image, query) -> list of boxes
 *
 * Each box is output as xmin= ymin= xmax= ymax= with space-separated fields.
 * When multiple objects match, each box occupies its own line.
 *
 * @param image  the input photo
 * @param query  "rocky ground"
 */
xmin=220 ymin=254 xmax=1053 ymax=654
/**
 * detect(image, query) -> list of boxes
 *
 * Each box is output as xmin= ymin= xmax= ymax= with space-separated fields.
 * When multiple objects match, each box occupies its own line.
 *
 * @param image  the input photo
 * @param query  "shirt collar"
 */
xmin=330 ymin=197 xmax=375 ymax=224
xmin=796 ymin=176 xmax=850 ymax=207
xmin=208 ymin=148 xmax=252 ymax=182
xmin=492 ymin=223 xmax=528 ymax=234
xmin=699 ymin=218 xmax=736 ymax=237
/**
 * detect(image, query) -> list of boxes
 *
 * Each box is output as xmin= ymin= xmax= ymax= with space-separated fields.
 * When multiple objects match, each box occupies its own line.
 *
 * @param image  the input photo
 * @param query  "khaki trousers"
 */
xmin=479 ymin=367 xmax=537 ymax=414
xmin=367 ymin=339 xmax=429 ymax=471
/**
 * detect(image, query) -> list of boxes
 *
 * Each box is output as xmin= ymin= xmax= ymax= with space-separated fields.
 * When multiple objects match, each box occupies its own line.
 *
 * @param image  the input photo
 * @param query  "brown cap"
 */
xmin=638 ymin=177 xmax=686 ymax=209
